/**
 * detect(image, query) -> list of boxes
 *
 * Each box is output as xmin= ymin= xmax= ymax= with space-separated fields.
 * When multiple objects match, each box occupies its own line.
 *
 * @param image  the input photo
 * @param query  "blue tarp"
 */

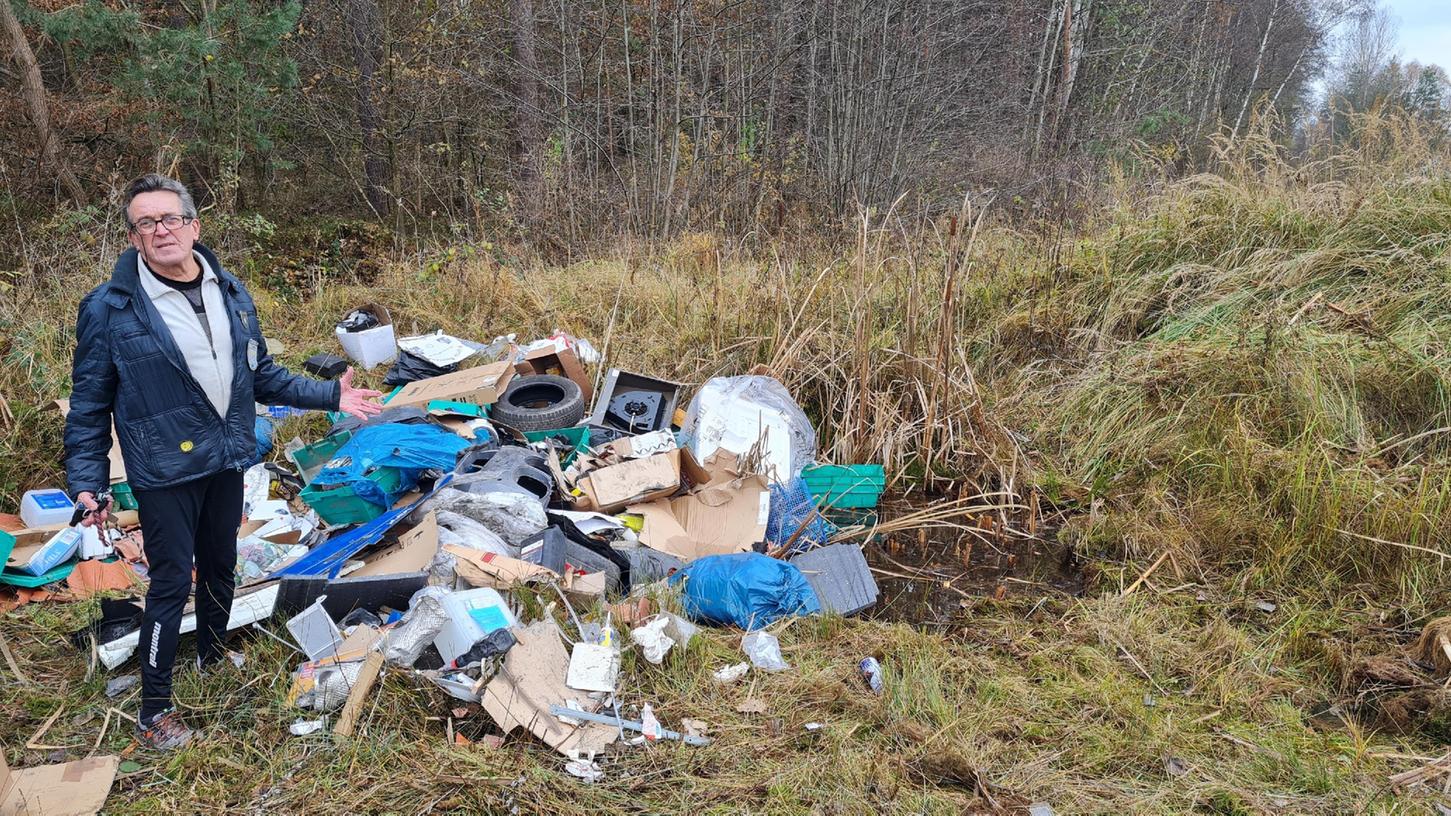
xmin=670 ymin=552 xmax=821 ymax=630
xmin=312 ymin=423 xmax=470 ymax=509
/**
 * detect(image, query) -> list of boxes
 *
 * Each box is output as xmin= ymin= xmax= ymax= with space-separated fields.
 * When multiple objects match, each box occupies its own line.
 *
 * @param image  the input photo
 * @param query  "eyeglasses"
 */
xmin=129 ymin=214 xmax=194 ymax=234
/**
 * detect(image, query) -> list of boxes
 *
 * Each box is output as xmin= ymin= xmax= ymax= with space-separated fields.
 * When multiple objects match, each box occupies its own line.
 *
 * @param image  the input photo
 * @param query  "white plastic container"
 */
xmin=285 ymin=595 xmax=342 ymax=662
xmin=19 ymin=489 xmax=75 ymax=528
xmin=433 ymin=587 xmax=517 ymax=665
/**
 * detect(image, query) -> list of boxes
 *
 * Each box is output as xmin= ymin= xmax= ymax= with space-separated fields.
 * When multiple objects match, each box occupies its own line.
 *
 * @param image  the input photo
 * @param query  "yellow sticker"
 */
xmin=180 ymin=440 xmax=194 ymax=452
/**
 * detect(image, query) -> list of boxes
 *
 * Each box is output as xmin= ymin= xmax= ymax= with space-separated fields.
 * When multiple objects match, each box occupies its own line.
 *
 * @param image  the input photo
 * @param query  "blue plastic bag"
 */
xmin=312 ymin=423 xmax=471 ymax=509
xmin=670 ymin=552 xmax=821 ymax=630
xmin=766 ymin=476 xmax=837 ymax=555
xmin=254 ymin=416 xmax=275 ymax=462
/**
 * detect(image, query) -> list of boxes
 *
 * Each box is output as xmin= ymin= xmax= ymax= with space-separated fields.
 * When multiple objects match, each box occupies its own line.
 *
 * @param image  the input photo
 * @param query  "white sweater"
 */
xmin=137 ymin=252 xmax=235 ymax=418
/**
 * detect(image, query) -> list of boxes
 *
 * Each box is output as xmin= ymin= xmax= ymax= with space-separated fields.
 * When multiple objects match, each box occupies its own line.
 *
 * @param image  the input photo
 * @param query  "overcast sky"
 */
xmin=1382 ymin=0 xmax=1449 ymax=68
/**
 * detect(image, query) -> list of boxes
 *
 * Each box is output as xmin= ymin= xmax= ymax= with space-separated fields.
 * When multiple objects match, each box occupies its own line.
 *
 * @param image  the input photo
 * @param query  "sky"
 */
xmin=1382 ymin=0 xmax=1450 ymax=68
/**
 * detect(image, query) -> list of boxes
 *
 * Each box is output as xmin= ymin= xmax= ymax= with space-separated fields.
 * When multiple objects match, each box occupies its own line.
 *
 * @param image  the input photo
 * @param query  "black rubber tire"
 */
xmin=491 ymin=374 xmax=585 ymax=432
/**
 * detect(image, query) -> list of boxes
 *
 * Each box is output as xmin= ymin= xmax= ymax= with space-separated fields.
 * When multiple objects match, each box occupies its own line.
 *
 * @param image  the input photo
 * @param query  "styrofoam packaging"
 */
xmin=20 ymin=489 xmax=75 ymax=528
xmin=335 ymin=323 xmax=397 ymax=369
xmin=433 ymin=587 xmax=518 ymax=665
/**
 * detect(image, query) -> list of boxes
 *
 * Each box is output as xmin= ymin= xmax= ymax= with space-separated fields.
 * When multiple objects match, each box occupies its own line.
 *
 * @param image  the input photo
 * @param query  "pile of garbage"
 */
xmin=1 ymin=307 xmax=893 ymax=772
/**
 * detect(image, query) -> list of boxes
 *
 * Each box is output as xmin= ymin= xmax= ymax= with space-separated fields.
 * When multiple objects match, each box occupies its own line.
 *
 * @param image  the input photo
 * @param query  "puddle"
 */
xmin=827 ymin=498 xmax=1083 ymax=625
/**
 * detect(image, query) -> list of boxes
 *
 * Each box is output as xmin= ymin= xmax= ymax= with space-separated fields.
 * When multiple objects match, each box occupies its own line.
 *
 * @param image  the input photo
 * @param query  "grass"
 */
xmin=2 ymin=111 xmax=1451 ymax=812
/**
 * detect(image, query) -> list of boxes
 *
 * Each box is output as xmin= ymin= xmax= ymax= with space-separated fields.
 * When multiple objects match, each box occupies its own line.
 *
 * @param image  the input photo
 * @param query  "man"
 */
xmin=64 ymin=173 xmax=384 ymax=750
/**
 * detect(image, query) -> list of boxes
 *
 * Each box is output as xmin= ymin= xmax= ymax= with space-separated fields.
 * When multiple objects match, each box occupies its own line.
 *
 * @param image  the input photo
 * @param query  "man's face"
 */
xmin=127 ymin=191 xmax=200 ymax=269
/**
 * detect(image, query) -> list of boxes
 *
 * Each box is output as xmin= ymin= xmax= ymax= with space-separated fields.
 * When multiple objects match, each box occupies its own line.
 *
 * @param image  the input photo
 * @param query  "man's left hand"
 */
xmin=338 ymin=367 xmax=385 ymax=420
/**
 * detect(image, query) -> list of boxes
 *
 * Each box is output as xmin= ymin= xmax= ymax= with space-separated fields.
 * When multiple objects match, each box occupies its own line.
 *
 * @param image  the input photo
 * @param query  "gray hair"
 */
xmin=122 ymin=173 xmax=198 ymax=227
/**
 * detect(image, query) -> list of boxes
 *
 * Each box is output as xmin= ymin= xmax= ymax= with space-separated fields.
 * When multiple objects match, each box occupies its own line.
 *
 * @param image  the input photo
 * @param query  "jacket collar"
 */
xmin=107 ymin=243 xmax=241 ymax=303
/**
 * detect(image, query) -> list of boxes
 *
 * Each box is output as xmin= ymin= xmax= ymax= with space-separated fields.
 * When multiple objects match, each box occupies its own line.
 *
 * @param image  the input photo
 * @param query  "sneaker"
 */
xmin=136 ymin=709 xmax=195 ymax=751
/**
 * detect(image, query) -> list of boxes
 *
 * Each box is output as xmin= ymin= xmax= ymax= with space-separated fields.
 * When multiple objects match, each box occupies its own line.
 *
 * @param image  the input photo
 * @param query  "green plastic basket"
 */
xmin=801 ymin=464 xmax=886 ymax=509
xmin=300 ymin=465 xmax=408 ymax=526
xmin=523 ymin=426 xmax=590 ymax=468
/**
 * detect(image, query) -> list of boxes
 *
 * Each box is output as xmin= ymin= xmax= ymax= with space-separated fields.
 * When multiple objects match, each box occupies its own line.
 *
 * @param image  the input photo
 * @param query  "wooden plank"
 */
xmin=333 ymin=650 xmax=385 ymax=738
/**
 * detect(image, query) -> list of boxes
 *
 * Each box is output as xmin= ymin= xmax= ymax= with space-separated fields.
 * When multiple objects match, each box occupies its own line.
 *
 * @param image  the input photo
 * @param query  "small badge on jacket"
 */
xmin=247 ymin=339 xmax=259 ymax=371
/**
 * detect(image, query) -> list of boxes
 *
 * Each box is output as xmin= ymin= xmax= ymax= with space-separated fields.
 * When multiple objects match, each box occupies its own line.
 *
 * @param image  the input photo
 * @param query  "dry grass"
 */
xmin=2 ymin=111 xmax=1451 ymax=812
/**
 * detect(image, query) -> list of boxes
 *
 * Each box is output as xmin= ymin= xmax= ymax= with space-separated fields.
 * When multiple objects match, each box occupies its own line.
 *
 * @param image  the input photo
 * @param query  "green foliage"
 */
xmin=35 ymin=0 xmax=301 ymax=180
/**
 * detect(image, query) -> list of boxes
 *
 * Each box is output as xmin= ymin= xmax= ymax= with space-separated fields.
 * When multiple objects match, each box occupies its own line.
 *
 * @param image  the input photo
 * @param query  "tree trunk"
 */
xmin=345 ymin=0 xmax=390 ymax=217
xmin=511 ymin=0 xmax=543 ymax=227
xmin=1231 ymin=0 xmax=1279 ymax=142
xmin=0 ymin=0 xmax=84 ymax=202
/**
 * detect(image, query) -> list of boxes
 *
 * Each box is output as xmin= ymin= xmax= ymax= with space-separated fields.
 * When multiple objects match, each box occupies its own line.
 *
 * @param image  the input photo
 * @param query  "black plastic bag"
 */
xmin=382 ymin=350 xmax=457 ymax=388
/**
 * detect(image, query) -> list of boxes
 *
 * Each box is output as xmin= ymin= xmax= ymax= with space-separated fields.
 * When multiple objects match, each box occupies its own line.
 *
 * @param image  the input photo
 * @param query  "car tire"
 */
xmin=491 ymin=374 xmax=586 ymax=432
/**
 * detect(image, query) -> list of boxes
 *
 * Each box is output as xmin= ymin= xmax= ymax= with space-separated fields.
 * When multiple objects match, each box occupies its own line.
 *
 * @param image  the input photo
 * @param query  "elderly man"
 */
xmin=64 ymin=173 xmax=383 ymax=750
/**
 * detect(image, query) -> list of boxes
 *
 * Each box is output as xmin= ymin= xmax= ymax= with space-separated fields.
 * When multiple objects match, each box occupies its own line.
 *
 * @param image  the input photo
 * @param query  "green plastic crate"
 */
xmin=110 ymin=482 xmax=138 ymax=511
xmin=300 ymin=465 xmax=409 ymax=526
xmin=801 ymin=464 xmax=885 ymax=509
xmin=524 ymin=426 xmax=590 ymax=468
xmin=289 ymin=429 xmax=355 ymax=484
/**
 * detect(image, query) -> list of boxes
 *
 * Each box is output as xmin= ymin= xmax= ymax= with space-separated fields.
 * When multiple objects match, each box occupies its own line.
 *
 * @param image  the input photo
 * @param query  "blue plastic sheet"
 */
xmin=766 ymin=476 xmax=837 ymax=555
xmin=670 ymin=552 xmax=821 ymax=630
xmin=254 ymin=416 xmax=275 ymax=462
xmin=313 ymin=423 xmax=470 ymax=509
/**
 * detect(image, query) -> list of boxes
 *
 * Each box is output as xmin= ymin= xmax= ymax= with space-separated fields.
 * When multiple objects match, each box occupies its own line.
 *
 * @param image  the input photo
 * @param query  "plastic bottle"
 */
xmin=859 ymin=657 xmax=884 ymax=694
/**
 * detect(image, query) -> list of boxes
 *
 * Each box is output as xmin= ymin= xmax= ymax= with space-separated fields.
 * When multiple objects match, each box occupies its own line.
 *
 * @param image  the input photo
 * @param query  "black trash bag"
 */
xmin=383 ymin=350 xmax=458 ymax=388
xmin=337 ymin=309 xmax=381 ymax=332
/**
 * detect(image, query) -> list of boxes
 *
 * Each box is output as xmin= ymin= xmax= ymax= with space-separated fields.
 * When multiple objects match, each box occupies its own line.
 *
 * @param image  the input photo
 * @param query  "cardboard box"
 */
xmin=352 ymin=512 xmax=438 ymax=578
xmin=628 ymin=474 xmax=771 ymax=561
xmin=574 ymin=448 xmax=711 ymax=514
xmin=334 ymin=302 xmax=397 ymax=369
xmin=1 ymin=750 xmax=117 ymax=816
xmin=587 ymin=369 xmax=681 ymax=434
xmin=515 ymin=346 xmax=593 ymax=403
xmin=387 ymin=361 xmax=515 ymax=411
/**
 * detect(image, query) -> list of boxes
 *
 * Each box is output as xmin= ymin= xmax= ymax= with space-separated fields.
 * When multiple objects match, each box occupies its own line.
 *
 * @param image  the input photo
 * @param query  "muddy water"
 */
xmin=828 ymin=499 xmax=1083 ymax=625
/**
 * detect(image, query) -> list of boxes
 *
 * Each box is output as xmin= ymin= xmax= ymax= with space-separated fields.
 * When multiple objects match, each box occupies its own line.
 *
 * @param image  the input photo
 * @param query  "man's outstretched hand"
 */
xmin=338 ymin=367 xmax=385 ymax=420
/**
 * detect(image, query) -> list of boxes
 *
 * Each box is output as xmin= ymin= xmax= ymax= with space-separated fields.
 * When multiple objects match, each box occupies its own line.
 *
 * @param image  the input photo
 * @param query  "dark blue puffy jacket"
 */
xmin=64 ymin=244 xmax=340 ymax=495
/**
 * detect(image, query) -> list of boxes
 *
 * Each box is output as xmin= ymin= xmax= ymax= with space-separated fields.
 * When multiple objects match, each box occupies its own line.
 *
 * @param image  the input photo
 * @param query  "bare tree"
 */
xmin=0 ymin=0 xmax=84 ymax=202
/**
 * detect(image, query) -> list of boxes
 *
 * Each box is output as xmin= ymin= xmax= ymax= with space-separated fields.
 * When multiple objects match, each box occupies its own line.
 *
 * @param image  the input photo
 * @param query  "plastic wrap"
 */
xmin=741 ymin=630 xmax=790 ymax=672
xmin=382 ymin=587 xmax=450 ymax=667
xmin=303 ymin=660 xmax=363 ymax=711
xmin=669 ymin=552 xmax=822 ymax=630
xmin=435 ymin=511 xmax=515 ymax=557
xmin=423 ymin=488 xmax=547 ymax=548
xmin=681 ymin=375 xmax=816 ymax=481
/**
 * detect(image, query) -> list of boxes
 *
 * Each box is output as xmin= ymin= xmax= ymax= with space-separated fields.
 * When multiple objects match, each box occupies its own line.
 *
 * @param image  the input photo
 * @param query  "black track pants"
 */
xmin=134 ymin=468 xmax=243 ymax=721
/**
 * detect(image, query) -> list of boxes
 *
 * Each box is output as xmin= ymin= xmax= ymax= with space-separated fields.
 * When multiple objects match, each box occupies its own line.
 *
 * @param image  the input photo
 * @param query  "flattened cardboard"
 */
xmin=575 ymin=449 xmax=711 ymax=514
xmin=387 ymin=361 xmax=515 ymax=410
xmin=0 ymin=750 xmax=118 ymax=816
xmin=515 ymin=346 xmax=593 ymax=403
xmin=628 ymin=474 xmax=771 ymax=561
xmin=49 ymin=400 xmax=126 ymax=483
xmin=353 ymin=512 xmax=438 ymax=578
xmin=480 ymin=621 xmax=616 ymax=757
xmin=446 ymin=545 xmax=558 ymax=589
